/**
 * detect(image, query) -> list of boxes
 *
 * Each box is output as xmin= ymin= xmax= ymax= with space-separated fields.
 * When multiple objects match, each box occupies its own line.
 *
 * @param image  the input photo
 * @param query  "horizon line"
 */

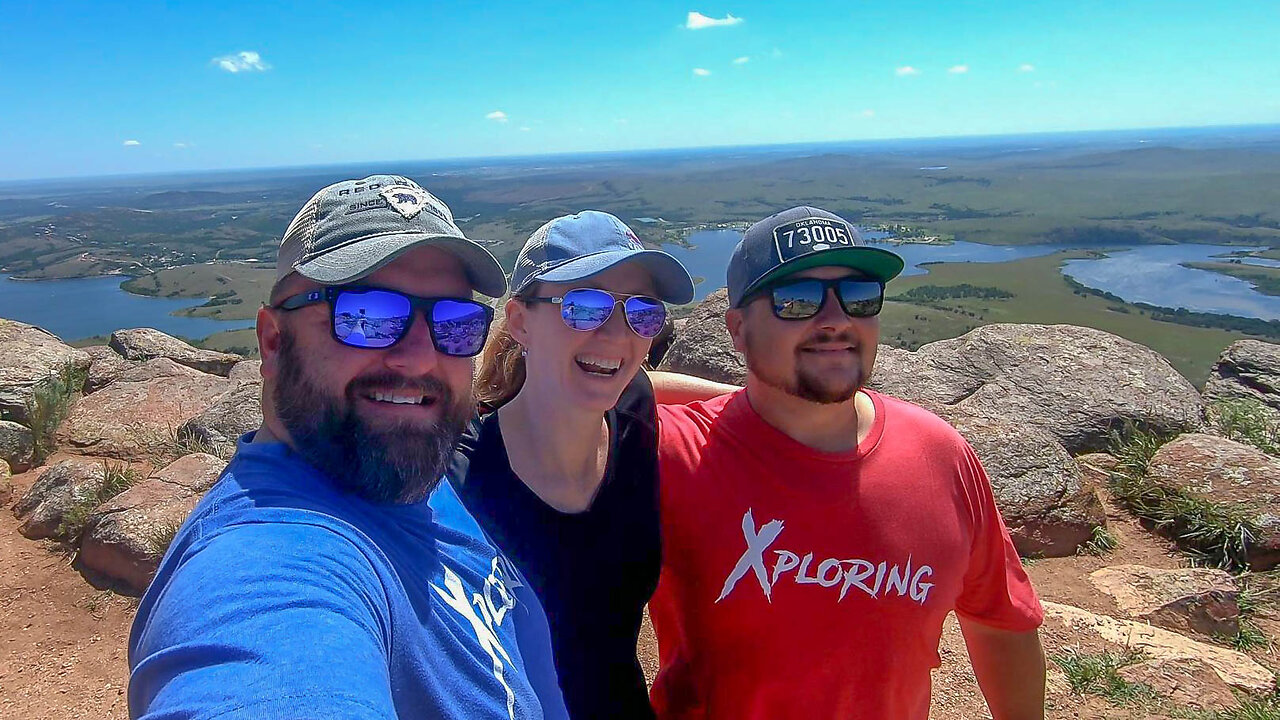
xmin=3 ymin=121 xmax=1278 ymax=186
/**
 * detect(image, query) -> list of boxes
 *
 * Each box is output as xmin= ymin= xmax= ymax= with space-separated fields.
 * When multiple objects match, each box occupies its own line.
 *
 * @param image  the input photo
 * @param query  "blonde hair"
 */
xmin=474 ymin=294 xmax=528 ymax=411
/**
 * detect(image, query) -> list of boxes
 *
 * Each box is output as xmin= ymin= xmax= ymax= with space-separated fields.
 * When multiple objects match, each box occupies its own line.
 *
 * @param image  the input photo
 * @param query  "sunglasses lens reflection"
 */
xmin=560 ymin=289 xmax=615 ymax=331
xmin=430 ymin=300 xmax=490 ymax=357
xmin=624 ymin=296 xmax=666 ymax=338
xmin=333 ymin=289 xmax=411 ymax=348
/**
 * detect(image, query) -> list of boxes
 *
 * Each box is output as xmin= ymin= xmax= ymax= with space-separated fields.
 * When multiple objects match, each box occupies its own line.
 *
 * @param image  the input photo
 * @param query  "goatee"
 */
xmin=272 ymin=329 xmax=472 ymax=504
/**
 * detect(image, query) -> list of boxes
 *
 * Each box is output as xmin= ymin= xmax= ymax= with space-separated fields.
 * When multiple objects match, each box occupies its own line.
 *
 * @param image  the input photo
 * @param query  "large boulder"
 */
xmin=79 ymin=453 xmax=225 ymax=593
xmin=228 ymin=359 xmax=261 ymax=382
xmin=1203 ymin=340 xmax=1280 ymax=412
xmin=0 ymin=459 xmax=11 ymax=506
xmin=948 ymin=412 xmax=1105 ymax=557
xmin=1088 ymin=565 xmax=1240 ymax=638
xmin=56 ymin=358 xmax=232 ymax=462
xmin=657 ymin=290 xmax=744 ymax=385
xmin=1145 ymin=432 xmax=1280 ymax=569
xmin=109 ymin=328 xmax=242 ymax=377
xmin=0 ymin=419 xmax=34 ymax=473
xmin=81 ymin=344 xmax=140 ymax=393
xmin=0 ymin=319 xmax=90 ymax=427
xmin=177 ymin=381 xmax=262 ymax=456
xmin=870 ymin=324 xmax=1204 ymax=454
xmin=1041 ymin=601 xmax=1274 ymax=694
xmin=12 ymin=458 xmax=106 ymax=540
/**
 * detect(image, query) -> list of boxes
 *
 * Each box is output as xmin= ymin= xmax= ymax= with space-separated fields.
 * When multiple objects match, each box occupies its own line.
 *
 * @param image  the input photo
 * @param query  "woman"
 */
xmin=451 ymin=210 xmax=728 ymax=719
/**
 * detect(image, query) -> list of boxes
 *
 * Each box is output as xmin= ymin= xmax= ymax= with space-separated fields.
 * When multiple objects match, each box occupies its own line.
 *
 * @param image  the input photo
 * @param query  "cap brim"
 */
xmin=519 ymin=248 xmax=695 ymax=304
xmin=295 ymin=231 xmax=508 ymax=298
xmin=738 ymin=246 xmax=905 ymax=304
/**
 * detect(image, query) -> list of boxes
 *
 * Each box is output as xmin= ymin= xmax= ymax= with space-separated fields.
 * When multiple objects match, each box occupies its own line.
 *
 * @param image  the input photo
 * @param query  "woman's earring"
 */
xmin=520 ymin=346 xmax=527 ymax=358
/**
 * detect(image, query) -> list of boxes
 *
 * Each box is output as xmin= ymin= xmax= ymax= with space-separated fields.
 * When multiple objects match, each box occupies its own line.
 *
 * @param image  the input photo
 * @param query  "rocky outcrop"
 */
xmin=81 ymin=344 xmax=139 ymax=393
xmin=0 ymin=420 xmax=35 ymax=473
xmin=12 ymin=459 xmax=106 ymax=541
xmin=177 ymin=380 xmax=261 ymax=456
xmin=1203 ymin=340 xmax=1280 ymax=412
xmin=657 ymin=290 xmax=744 ymax=385
xmin=1041 ymin=601 xmax=1274 ymax=694
xmin=109 ymin=328 xmax=241 ymax=377
xmin=0 ymin=459 xmax=11 ymax=506
xmin=1088 ymin=565 xmax=1240 ymax=638
xmin=1117 ymin=657 xmax=1242 ymax=711
xmin=0 ymin=319 xmax=90 ymax=427
xmin=1145 ymin=433 xmax=1280 ymax=569
xmin=228 ymin=359 xmax=261 ymax=382
xmin=949 ymin=412 xmax=1105 ymax=557
xmin=79 ymin=453 xmax=225 ymax=593
xmin=871 ymin=324 xmax=1204 ymax=454
xmin=1076 ymin=452 xmax=1121 ymax=489
xmin=56 ymin=358 xmax=232 ymax=462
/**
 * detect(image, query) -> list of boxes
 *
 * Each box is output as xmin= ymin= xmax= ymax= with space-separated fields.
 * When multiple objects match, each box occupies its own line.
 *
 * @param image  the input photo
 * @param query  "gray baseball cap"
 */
xmin=275 ymin=174 xmax=507 ymax=297
xmin=726 ymin=206 xmax=904 ymax=307
xmin=509 ymin=210 xmax=694 ymax=304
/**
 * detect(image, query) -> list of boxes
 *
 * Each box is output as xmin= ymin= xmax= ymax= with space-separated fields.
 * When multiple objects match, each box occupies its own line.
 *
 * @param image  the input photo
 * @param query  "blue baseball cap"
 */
xmin=726 ymin=206 xmax=905 ymax=307
xmin=509 ymin=211 xmax=695 ymax=304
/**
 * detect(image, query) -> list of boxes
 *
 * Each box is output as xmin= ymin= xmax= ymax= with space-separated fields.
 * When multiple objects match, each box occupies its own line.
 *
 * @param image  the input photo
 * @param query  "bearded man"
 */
xmin=128 ymin=175 xmax=567 ymax=720
xmin=649 ymin=206 xmax=1046 ymax=720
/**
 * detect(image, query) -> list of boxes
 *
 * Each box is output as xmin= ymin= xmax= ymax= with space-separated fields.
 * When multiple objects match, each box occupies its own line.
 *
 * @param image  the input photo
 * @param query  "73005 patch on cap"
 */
xmin=726 ymin=206 xmax=905 ymax=307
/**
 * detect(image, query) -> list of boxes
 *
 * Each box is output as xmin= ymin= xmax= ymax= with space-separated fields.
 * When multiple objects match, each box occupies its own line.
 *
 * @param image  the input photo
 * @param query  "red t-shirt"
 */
xmin=650 ymin=389 xmax=1043 ymax=720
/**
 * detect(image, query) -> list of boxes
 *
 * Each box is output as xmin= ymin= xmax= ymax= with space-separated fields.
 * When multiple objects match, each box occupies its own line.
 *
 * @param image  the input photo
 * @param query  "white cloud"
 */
xmin=861 ymin=109 xmax=875 ymax=118
xmin=1019 ymin=63 xmax=1036 ymax=73
xmin=213 ymin=51 xmax=269 ymax=73
xmin=693 ymin=67 xmax=712 ymax=76
xmin=686 ymin=11 xmax=742 ymax=29
xmin=123 ymin=140 xmax=140 ymax=147
xmin=947 ymin=64 xmax=969 ymax=74
xmin=486 ymin=110 xmax=509 ymax=123
xmin=895 ymin=66 xmax=921 ymax=76
xmin=733 ymin=56 xmax=750 ymax=65
xmin=519 ymin=126 xmax=531 ymax=132
xmin=173 ymin=142 xmax=188 ymax=149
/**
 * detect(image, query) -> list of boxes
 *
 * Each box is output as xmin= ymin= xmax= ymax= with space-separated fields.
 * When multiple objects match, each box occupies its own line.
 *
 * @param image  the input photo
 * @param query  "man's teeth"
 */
xmin=371 ymin=391 xmax=427 ymax=405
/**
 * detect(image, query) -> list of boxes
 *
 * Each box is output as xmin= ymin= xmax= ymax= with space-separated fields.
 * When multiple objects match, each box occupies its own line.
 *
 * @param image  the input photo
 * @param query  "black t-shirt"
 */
xmin=450 ymin=372 xmax=660 ymax=720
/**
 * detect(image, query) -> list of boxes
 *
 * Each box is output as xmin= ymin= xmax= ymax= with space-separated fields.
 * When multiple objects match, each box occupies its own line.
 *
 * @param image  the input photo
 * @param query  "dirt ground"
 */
xmin=1 ymin=480 xmax=1275 ymax=719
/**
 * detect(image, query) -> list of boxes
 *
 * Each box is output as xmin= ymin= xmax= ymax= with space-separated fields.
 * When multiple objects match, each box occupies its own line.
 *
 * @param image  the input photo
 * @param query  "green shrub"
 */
xmin=1209 ymin=398 xmax=1280 ymax=456
xmin=23 ymin=364 xmax=87 ymax=465
xmin=1050 ymin=649 xmax=1158 ymax=706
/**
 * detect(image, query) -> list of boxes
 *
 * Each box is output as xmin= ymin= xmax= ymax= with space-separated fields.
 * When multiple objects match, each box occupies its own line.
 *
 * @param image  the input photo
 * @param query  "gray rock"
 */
xmin=0 ymin=459 xmax=11 ymax=506
xmin=12 ymin=458 xmax=106 ymax=540
xmin=57 ymin=358 xmax=232 ymax=461
xmin=228 ymin=359 xmax=261 ymax=383
xmin=81 ymin=344 xmax=139 ymax=393
xmin=1089 ymin=565 xmax=1240 ymax=638
xmin=870 ymin=324 xmax=1203 ymax=454
xmin=948 ymin=411 xmax=1106 ymax=557
xmin=1076 ymin=452 xmax=1121 ymax=490
xmin=109 ymin=328 xmax=242 ymax=377
xmin=177 ymin=381 xmax=262 ymax=456
xmin=0 ymin=319 xmax=90 ymax=427
xmin=79 ymin=453 xmax=225 ymax=593
xmin=0 ymin=420 xmax=34 ymax=473
xmin=1203 ymin=340 xmax=1280 ymax=413
xmin=1146 ymin=432 xmax=1280 ymax=569
xmin=657 ymin=290 xmax=744 ymax=385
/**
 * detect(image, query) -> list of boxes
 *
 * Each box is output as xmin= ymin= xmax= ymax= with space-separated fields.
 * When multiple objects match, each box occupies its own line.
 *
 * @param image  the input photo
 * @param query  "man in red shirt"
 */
xmin=650 ymin=206 xmax=1046 ymax=719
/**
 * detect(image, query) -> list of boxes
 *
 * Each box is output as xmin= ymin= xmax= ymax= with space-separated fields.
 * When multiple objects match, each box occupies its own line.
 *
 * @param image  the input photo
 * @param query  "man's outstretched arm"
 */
xmin=958 ymin=616 xmax=1046 ymax=720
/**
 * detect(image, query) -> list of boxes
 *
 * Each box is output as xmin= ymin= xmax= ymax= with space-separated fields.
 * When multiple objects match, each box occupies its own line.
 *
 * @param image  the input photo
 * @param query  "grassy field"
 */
xmin=120 ymin=262 xmax=274 ymax=320
xmin=881 ymin=252 xmax=1258 ymax=385
xmin=1184 ymin=260 xmax=1280 ymax=296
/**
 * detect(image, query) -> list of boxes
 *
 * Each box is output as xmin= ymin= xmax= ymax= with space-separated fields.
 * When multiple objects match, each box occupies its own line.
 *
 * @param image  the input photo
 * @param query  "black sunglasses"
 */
xmin=274 ymin=285 xmax=494 ymax=357
xmin=759 ymin=277 xmax=885 ymax=320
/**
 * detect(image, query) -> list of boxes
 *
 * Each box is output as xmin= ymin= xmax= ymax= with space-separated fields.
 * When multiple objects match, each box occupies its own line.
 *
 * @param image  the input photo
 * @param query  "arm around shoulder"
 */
xmin=129 ymin=522 xmax=396 ymax=720
xmin=648 ymin=370 xmax=738 ymax=405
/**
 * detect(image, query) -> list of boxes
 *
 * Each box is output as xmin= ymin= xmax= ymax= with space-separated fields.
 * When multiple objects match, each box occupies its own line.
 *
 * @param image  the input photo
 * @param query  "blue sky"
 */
xmin=2 ymin=1 xmax=1277 ymax=180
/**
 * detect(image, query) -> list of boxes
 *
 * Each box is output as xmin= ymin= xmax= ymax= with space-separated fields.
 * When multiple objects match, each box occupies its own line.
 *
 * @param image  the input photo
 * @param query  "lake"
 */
xmin=0 ymin=275 xmax=256 ymax=341
xmin=664 ymin=231 xmax=1280 ymax=319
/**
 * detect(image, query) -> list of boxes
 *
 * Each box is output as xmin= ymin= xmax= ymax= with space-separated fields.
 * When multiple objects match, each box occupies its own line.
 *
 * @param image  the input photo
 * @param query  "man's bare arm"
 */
xmin=958 ymin=616 xmax=1046 ymax=720
xmin=648 ymin=370 xmax=739 ymax=405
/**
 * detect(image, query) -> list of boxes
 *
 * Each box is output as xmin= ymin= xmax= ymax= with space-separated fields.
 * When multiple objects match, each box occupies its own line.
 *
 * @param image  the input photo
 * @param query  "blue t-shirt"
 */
xmin=128 ymin=434 xmax=568 ymax=720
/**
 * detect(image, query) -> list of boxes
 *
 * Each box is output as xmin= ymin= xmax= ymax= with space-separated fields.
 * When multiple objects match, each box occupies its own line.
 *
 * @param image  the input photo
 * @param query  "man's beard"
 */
xmin=272 ymin=330 xmax=472 ymax=504
xmin=744 ymin=327 xmax=864 ymax=404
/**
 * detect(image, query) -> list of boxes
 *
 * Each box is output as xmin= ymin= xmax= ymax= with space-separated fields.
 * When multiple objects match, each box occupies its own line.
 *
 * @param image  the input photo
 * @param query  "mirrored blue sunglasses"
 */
xmin=274 ymin=285 xmax=494 ymax=357
xmin=523 ymin=288 xmax=667 ymax=338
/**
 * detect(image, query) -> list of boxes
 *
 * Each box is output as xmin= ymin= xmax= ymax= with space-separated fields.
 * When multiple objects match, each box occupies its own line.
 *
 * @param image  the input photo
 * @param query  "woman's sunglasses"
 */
xmin=762 ymin=277 xmax=885 ymax=320
xmin=523 ymin=288 xmax=667 ymax=338
xmin=274 ymin=285 xmax=494 ymax=357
